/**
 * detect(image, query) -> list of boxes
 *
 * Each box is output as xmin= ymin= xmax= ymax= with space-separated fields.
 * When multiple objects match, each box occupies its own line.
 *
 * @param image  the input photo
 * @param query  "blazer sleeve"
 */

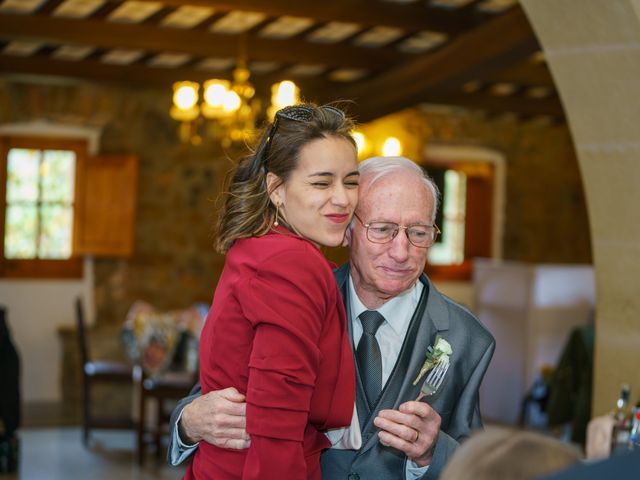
xmin=422 ymin=337 xmax=496 ymax=480
xmin=167 ymin=382 xmax=202 ymax=465
xmin=239 ymin=248 xmax=332 ymax=480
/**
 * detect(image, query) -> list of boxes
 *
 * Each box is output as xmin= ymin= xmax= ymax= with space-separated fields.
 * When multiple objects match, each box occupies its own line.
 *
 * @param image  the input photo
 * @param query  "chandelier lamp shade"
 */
xmin=170 ymin=67 xmax=300 ymax=146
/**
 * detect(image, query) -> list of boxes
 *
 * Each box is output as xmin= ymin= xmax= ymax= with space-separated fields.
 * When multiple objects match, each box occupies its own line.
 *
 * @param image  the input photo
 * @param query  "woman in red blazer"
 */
xmin=184 ymin=104 xmax=359 ymax=480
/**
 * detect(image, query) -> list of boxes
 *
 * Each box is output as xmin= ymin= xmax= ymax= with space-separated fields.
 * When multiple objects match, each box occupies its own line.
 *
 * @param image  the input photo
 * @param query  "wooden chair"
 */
xmin=75 ymin=297 xmax=134 ymax=446
xmin=134 ymin=364 xmax=196 ymax=465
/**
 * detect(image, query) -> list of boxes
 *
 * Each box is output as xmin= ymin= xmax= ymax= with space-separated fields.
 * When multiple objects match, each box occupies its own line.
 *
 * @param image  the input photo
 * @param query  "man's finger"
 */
xmin=377 ymin=430 xmax=417 ymax=453
xmin=217 ymin=399 xmax=247 ymax=417
xmin=212 ymin=411 xmax=246 ymax=429
xmin=217 ymin=387 xmax=246 ymax=402
xmin=208 ymin=436 xmax=251 ymax=450
xmin=373 ymin=415 xmax=419 ymax=441
xmin=398 ymin=400 xmax=432 ymax=417
xmin=376 ymin=408 xmax=421 ymax=427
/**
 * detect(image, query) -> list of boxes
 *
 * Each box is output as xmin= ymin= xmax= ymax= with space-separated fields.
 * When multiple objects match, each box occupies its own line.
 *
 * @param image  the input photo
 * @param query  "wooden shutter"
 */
xmin=73 ymin=154 xmax=138 ymax=257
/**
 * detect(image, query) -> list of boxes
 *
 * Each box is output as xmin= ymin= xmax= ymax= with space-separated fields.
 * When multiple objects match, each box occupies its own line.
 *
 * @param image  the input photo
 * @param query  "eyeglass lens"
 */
xmin=367 ymin=223 xmax=437 ymax=247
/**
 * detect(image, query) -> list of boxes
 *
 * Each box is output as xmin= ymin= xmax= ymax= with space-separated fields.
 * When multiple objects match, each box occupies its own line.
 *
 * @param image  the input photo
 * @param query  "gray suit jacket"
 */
xmin=168 ymin=265 xmax=495 ymax=480
xmin=321 ymin=266 xmax=495 ymax=480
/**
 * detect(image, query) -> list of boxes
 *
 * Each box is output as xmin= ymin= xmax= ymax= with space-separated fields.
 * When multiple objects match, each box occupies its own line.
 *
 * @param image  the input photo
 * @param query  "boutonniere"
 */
xmin=412 ymin=335 xmax=453 ymax=385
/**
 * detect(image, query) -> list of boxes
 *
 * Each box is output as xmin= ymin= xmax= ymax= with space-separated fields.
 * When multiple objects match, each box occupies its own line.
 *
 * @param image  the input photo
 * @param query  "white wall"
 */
xmin=433 ymin=280 xmax=475 ymax=310
xmin=0 ymin=258 xmax=94 ymax=402
xmin=0 ymin=121 xmax=102 ymax=403
xmin=474 ymin=259 xmax=595 ymax=424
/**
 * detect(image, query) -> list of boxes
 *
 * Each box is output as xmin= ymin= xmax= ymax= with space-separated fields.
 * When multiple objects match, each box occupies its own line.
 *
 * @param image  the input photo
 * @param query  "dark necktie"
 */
xmin=356 ymin=310 xmax=385 ymax=411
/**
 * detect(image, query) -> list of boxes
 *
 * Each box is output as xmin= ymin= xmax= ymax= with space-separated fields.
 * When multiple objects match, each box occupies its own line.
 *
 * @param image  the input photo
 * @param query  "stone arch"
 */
xmin=520 ymin=0 xmax=640 ymax=414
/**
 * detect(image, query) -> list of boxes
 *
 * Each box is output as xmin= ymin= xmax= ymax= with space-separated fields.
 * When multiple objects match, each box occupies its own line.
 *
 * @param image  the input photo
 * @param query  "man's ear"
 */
xmin=266 ymin=172 xmax=283 ymax=205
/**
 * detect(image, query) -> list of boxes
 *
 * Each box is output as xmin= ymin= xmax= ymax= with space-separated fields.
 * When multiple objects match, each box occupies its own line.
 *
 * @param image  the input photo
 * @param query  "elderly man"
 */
xmin=169 ymin=156 xmax=495 ymax=479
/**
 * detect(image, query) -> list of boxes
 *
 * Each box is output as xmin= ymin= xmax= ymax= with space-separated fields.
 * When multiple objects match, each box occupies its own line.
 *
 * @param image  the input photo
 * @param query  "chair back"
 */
xmin=75 ymin=297 xmax=90 ymax=367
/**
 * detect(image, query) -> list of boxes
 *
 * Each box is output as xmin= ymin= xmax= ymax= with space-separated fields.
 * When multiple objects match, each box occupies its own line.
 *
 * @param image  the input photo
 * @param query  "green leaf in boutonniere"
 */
xmin=412 ymin=335 xmax=453 ymax=385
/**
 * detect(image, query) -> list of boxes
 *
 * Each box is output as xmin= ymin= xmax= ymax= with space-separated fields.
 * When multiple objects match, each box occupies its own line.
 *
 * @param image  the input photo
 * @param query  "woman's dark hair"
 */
xmin=214 ymin=103 xmax=356 ymax=253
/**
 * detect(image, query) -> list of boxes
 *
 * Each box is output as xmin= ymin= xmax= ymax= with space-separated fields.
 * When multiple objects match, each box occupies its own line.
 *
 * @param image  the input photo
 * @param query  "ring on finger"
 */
xmin=412 ymin=429 xmax=420 ymax=443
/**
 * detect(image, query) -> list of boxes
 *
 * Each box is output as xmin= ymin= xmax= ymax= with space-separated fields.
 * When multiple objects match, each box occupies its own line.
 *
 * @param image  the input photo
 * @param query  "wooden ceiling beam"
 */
xmin=0 ymin=13 xmax=404 ymax=69
xmin=322 ymin=6 xmax=541 ymax=122
xmin=107 ymin=0 xmax=476 ymax=34
xmin=423 ymin=92 xmax=565 ymax=118
xmin=0 ymin=55 xmax=212 ymax=87
xmin=0 ymin=55 xmax=293 ymax=93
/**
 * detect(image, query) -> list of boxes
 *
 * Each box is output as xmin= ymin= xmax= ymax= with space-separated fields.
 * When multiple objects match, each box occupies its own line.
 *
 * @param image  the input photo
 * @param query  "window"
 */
xmin=424 ymin=158 xmax=497 ymax=281
xmin=429 ymin=169 xmax=467 ymax=266
xmin=1 ymin=137 xmax=85 ymax=278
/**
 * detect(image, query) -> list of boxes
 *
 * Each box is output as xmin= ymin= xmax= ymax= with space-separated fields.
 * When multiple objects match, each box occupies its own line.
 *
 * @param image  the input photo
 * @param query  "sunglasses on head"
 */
xmin=262 ymin=105 xmax=346 ymax=167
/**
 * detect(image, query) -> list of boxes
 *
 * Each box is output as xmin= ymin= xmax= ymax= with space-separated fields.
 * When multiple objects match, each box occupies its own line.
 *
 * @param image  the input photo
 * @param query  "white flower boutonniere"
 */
xmin=412 ymin=335 xmax=453 ymax=385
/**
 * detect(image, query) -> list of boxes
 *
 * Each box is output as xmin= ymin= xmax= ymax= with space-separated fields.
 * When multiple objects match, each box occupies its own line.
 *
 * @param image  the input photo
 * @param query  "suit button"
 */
xmin=348 ymin=474 xmax=360 ymax=480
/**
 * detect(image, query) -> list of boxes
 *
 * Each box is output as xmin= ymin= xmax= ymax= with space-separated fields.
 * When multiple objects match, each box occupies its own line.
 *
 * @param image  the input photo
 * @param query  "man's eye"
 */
xmin=371 ymin=225 xmax=393 ymax=233
xmin=311 ymin=182 xmax=329 ymax=187
xmin=344 ymin=181 xmax=359 ymax=188
xmin=411 ymin=229 xmax=428 ymax=238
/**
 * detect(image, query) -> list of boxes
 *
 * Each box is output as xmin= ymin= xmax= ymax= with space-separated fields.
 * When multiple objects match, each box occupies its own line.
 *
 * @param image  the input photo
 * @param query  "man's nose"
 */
xmin=387 ymin=229 xmax=410 ymax=261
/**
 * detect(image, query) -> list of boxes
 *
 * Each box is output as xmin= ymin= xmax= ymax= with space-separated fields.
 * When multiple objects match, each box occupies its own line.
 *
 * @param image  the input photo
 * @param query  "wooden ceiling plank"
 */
xmin=0 ymin=54 xmax=225 ymax=87
xmin=0 ymin=12 xmax=404 ymax=69
xmin=483 ymin=62 xmax=555 ymax=87
xmin=34 ymin=0 xmax=66 ymax=15
xmin=323 ymin=6 xmax=541 ymax=121
xmin=105 ymin=0 xmax=475 ymax=34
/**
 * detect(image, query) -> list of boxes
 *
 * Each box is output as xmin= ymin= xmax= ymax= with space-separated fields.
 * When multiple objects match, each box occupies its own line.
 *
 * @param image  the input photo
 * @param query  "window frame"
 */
xmin=0 ymin=135 xmax=86 ymax=279
xmin=424 ymin=159 xmax=496 ymax=281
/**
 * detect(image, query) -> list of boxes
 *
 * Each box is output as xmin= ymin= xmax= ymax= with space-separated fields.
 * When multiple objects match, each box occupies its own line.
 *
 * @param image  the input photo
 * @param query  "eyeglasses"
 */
xmin=354 ymin=213 xmax=440 ymax=248
xmin=262 ymin=105 xmax=346 ymax=166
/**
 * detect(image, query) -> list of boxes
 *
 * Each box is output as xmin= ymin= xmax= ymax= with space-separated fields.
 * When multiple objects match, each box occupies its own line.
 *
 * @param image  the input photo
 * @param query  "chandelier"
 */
xmin=170 ymin=63 xmax=300 ymax=146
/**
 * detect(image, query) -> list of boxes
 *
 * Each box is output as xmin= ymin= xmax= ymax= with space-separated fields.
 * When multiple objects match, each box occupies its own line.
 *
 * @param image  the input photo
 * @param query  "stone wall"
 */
xmin=0 ymin=79 xmax=242 ymax=327
xmin=359 ymin=106 xmax=592 ymax=264
xmin=0 ymin=79 xmax=591 ymax=328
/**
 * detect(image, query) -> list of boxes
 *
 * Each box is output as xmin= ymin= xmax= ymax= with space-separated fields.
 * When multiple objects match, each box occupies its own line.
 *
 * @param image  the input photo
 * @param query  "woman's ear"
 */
xmin=266 ymin=172 xmax=283 ymax=206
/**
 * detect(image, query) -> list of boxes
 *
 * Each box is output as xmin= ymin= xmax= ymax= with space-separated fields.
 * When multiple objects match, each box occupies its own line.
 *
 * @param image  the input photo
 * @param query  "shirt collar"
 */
xmin=348 ymin=276 xmax=423 ymax=337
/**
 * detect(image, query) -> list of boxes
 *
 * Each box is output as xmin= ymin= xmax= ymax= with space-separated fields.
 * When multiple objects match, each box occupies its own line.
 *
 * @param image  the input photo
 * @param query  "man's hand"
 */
xmin=373 ymin=401 xmax=441 ymax=467
xmin=179 ymin=387 xmax=250 ymax=449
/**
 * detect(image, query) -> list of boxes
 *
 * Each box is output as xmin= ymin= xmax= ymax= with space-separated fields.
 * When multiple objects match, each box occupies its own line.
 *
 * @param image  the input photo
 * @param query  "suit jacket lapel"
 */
xmin=394 ymin=275 xmax=451 ymax=409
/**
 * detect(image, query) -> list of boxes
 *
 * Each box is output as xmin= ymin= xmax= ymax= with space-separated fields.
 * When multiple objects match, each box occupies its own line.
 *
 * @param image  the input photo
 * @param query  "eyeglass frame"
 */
xmin=353 ymin=212 xmax=441 ymax=248
xmin=261 ymin=105 xmax=346 ymax=169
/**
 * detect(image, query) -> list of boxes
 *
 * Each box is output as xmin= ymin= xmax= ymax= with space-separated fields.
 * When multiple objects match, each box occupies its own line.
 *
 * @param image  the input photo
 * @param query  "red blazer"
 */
xmin=185 ymin=228 xmax=355 ymax=480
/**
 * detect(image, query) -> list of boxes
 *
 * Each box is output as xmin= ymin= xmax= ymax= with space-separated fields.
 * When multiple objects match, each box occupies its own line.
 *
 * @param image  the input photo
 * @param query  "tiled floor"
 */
xmin=7 ymin=428 xmax=186 ymax=480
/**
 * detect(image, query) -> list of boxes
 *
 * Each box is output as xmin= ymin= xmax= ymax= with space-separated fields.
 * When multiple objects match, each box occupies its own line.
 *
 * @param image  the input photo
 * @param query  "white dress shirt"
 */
xmin=349 ymin=276 xmax=429 ymax=479
xmin=349 ymin=275 xmax=423 ymax=386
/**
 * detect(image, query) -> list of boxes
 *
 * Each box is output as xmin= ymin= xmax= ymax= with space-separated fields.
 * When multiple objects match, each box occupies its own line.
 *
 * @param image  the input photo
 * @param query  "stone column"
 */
xmin=520 ymin=0 xmax=640 ymax=415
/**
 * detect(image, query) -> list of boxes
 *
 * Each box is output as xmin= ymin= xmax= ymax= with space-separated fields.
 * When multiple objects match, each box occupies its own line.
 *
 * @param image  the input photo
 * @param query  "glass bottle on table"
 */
xmin=629 ymin=408 xmax=640 ymax=450
xmin=611 ymin=384 xmax=632 ymax=454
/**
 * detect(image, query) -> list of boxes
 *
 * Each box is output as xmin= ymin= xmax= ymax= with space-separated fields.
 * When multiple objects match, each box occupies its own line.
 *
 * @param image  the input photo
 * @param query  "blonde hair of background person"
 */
xmin=440 ymin=428 xmax=582 ymax=480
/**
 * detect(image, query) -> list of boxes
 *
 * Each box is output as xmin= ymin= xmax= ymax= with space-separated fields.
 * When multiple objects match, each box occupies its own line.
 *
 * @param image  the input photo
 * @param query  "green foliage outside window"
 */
xmin=4 ymin=148 xmax=76 ymax=259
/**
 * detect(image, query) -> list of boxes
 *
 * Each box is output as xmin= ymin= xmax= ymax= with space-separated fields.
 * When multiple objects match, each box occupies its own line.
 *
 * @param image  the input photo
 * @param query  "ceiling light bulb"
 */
xmin=272 ymin=80 xmax=299 ymax=108
xmin=382 ymin=137 xmax=402 ymax=156
xmin=203 ymin=80 xmax=231 ymax=107
xmin=223 ymin=90 xmax=242 ymax=113
xmin=352 ymin=131 xmax=367 ymax=156
xmin=173 ymin=82 xmax=199 ymax=110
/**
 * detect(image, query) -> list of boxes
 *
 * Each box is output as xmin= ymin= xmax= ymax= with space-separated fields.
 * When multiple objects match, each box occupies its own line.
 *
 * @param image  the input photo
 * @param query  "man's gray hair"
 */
xmin=358 ymin=156 xmax=440 ymax=223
